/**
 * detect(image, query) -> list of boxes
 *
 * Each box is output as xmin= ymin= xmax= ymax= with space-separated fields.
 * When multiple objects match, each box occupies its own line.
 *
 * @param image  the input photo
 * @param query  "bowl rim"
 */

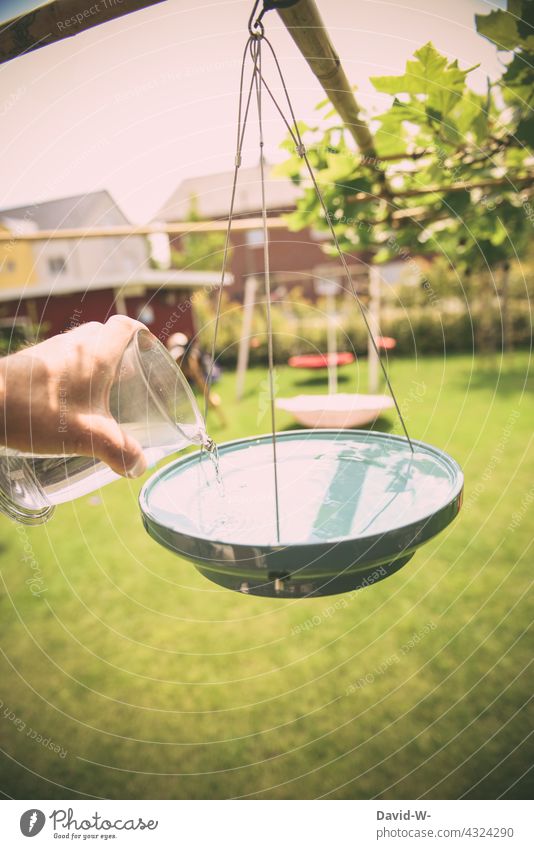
xmin=139 ymin=428 xmax=464 ymax=553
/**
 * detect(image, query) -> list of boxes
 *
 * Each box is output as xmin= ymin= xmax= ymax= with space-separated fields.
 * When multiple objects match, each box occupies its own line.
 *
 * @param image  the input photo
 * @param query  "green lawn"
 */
xmin=0 ymin=352 xmax=532 ymax=800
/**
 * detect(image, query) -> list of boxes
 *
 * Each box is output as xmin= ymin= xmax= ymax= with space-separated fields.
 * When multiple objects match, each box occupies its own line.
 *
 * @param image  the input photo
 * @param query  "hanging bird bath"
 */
xmin=140 ymin=430 xmax=463 ymax=598
xmin=288 ymin=353 xmax=355 ymax=369
xmin=139 ymin=1 xmax=464 ymax=599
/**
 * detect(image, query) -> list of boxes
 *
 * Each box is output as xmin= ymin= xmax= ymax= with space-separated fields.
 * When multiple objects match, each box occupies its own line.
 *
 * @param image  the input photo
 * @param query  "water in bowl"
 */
xmin=146 ymin=434 xmax=457 ymax=547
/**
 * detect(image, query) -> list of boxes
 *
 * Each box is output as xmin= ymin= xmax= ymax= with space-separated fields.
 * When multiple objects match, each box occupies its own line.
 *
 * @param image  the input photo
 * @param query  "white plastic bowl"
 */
xmin=275 ymin=393 xmax=395 ymax=428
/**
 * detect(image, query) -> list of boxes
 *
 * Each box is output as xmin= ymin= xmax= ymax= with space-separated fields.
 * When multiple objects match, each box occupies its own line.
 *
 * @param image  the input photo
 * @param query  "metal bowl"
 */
xmin=139 ymin=430 xmax=463 ymax=598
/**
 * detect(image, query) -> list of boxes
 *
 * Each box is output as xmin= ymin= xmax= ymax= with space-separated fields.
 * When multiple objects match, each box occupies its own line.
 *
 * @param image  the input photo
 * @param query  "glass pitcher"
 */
xmin=0 ymin=328 xmax=208 ymax=525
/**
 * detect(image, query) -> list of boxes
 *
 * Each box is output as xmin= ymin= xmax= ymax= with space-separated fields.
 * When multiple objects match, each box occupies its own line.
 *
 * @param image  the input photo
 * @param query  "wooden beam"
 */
xmin=3 ymin=174 xmax=531 ymax=242
xmin=348 ymin=174 xmax=534 ymax=203
xmin=0 ymin=0 xmax=167 ymax=66
xmin=275 ymin=0 xmax=377 ymax=158
xmin=0 ymin=216 xmax=289 ymax=242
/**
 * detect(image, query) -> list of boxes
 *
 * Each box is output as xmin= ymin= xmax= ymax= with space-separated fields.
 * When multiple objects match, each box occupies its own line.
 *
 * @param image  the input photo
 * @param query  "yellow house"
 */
xmin=0 ymin=222 xmax=37 ymax=291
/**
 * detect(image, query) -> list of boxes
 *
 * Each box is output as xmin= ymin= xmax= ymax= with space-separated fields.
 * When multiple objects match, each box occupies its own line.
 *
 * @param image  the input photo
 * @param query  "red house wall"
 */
xmin=124 ymin=290 xmax=195 ymax=342
xmin=230 ymin=227 xmax=335 ymax=296
xmin=172 ymin=224 xmax=348 ymax=301
xmin=0 ymin=288 xmax=196 ymax=342
xmin=0 ymin=290 xmax=116 ymax=337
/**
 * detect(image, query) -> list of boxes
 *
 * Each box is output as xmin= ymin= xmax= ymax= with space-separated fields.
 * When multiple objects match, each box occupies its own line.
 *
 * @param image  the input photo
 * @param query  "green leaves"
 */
xmin=370 ymin=43 xmax=481 ymax=150
xmin=475 ymin=1 xmax=534 ymax=52
xmin=503 ymin=51 xmax=534 ymax=105
xmin=372 ymin=43 xmax=447 ymax=95
xmin=279 ymin=31 xmax=533 ymax=275
xmin=373 ymin=98 xmax=420 ymax=156
xmin=371 ymin=42 xmax=475 ymax=118
xmin=476 ymin=1 xmax=534 ymax=122
xmin=454 ymin=91 xmax=489 ymax=141
xmin=516 ymin=113 xmax=534 ymax=146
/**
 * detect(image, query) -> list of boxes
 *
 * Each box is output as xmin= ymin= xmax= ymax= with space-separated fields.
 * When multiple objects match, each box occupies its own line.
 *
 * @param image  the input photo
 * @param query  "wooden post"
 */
xmin=326 ymin=289 xmax=337 ymax=395
xmin=315 ymin=276 xmax=340 ymax=394
xmin=113 ymin=289 xmax=128 ymax=316
xmin=236 ymin=275 xmax=258 ymax=401
xmin=368 ymin=266 xmax=381 ymax=393
xmin=501 ymin=263 xmax=511 ymax=353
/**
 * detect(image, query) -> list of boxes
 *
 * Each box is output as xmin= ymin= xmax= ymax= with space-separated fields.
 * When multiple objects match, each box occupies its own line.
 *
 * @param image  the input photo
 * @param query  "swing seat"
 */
xmin=288 ymin=352 xmax=355 ymax=369
xmin=276 ymin=393 xmax=394 ymax=428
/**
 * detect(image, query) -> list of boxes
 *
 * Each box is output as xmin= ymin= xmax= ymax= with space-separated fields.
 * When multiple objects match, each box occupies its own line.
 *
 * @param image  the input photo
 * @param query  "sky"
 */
xmin=0 ymin=0 xmax=54 ymax=23
xmin=0 ymin=0 xmax=507 ymax=223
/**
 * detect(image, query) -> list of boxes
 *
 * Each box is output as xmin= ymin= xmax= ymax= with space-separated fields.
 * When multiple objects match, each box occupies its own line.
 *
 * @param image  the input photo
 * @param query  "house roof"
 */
xmin=156 ymin=164 xmax=301 ymax=222
xmin=0 ymin=269 xmax=230 ymax=304
xmin=0 ymin=215 xmax=37 ymax=234
xmin=0 ymin=190 xmax=131 ymax=231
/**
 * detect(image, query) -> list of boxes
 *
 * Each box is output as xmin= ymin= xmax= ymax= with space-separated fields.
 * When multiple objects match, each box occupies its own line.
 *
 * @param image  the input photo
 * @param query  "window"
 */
xmin=137 ymin=304 xmax=155 ymax=325
xmin=48 ymin=256 xmax=67 ymax=274
xmin=245 ymin=229 xmax=264 ymax=247
xmin=310 ymin=229 xmax=329 ymax=242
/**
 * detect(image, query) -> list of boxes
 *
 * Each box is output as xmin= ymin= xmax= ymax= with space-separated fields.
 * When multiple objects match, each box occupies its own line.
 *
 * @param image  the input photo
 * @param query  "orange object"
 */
xmin=288 ymin=352 xmax=355 ymax=369
xmin=376 ymin=336 xmax=397 ymax=352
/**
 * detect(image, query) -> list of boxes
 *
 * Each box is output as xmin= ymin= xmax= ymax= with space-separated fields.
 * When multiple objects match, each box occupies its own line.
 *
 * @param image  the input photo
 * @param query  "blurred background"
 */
xmin=0 ymin=0 xmax=532 ymax=800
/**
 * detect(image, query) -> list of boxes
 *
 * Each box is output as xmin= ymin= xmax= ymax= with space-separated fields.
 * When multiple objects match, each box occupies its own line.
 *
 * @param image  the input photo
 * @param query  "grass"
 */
xmin=0 ymin=351 xmax=532 ymax=800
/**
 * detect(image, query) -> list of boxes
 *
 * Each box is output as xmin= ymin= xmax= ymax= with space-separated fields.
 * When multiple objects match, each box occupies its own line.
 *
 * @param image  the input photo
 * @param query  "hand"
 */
xmin=0 ymin=315 xmax=148 ymax=478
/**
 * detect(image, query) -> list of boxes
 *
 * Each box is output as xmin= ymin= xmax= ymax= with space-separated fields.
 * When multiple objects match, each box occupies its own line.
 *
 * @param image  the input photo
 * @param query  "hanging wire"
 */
xmin=204 ymin=3 xmax=414 ymax=544
xmin=251 ymin=35 xmax=281 ymax=542
xmin=254 ymin=34 xmax=415 ymax=452
xmin=203 ymin=36 xmax=256 ymax=427
xmin=202 ymin=27 xmax=282 ymax=541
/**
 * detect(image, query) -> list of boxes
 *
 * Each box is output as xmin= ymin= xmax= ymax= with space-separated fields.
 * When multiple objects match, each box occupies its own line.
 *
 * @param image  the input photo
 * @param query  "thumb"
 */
xmin=82 ymin=415 xmax=147 ymax=478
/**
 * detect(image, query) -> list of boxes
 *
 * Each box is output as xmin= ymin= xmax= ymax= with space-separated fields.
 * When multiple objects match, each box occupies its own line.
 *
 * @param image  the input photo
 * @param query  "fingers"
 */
xmin=98 ymin=315 xmax=150 ymax=369
xmin=106 ymin=314 xmax=148 ymax=335
xmin=64 ymin=317 xmax=153 ymax=409
xmin=64 ymin=316 xmax=150 ymax=370
xmin=80 ymin=414 xmax=147 ymax=478
xmin=66 ymin=317 xmax=153 ymax=477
